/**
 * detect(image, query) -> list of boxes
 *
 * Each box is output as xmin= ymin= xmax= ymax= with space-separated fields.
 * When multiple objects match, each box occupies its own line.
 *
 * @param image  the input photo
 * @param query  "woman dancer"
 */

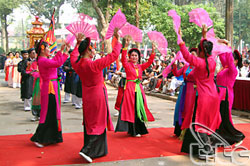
xmin=178 ymin=26 xmax=221 ymax=159
xmin=216 ymin=43 xmax=245 ymax=145
xmin=172 ymin=49 xmax=197 ymax=137
xmin=30 ymin=40 xmax=69 ymax=147
xmin=115 ymin=38 xmax=155 ymax=137
xmin=70 ymin=33 xmax=122 ymax=163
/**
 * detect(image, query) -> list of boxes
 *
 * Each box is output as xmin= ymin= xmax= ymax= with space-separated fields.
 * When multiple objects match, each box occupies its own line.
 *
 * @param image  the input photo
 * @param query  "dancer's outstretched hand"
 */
xmin=218 ymin=39 xmax=230 ymax=46
xmin=152 ymin=42 xmax=156 ymax=54
xmin=65 ymin=42 xmax=70 ymax=54
xmin=114 ymin=28 xmax=120 ymax=42
xmin=177 ymin=27 xmax=184 ymax=45
xmin=60 ymin=43 xmax=66 ymax=52
xmin=76 ymin=33 xmax=85 ymax=45
xmin=178 ymin=27 xmax=183 ymax=38
xmin=202 ymin=24 xmax=207 ymax=39
xmin=123 ymin=37 xmax=130 ymax=49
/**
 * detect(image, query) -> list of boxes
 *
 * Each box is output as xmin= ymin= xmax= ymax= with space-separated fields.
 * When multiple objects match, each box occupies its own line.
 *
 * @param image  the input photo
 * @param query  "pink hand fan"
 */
xmin=168 ymin=10 xmax=181 ymax=34
xmin=105 ymin=9 xmax=127 ymax=40
xmin=91 ymin=24 xmax=101 ymax=41
xmin=176 ymin=51 xmax=189 ymax=65
xmin=147 ymin=31 xmax=168 ymax=55
xmin=65 ymin=34 xmax=76 ymax=47
xmin=162 ymin=52 xmax=184 ymax=78
xmin=189 ymin=8 xmax=213 ymax=28
xmin=66 ymin=21 xmax=99 ymax=41
xmin=119 ymin=23 xmax=143 ymax=43
xmin=168 ymin=10 xmax=182 ymax=44
xmin=207 ymin=27 xmax=215 ymax=38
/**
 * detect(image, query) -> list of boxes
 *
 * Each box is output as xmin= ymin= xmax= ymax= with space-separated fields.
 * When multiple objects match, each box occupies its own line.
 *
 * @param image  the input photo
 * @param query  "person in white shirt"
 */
xmin=241 ymin=60 xmax=249 ymax=77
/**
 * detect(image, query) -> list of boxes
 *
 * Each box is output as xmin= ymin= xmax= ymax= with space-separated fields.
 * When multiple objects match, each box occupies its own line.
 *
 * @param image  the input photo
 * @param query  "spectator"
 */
xmin=167 ymin=62 xmax=185 ymax=96
xmin=241 ymin=60 xmax=249 ymax=77
xmin=0 ymin=53 xmax=7 ymax=72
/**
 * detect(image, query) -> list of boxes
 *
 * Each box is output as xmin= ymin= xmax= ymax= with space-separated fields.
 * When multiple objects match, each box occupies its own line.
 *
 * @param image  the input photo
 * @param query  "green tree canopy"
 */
xmin=233 ymin=0 xmax=250 ymax=48
xmin=24 ymin=0 xmax=66 ymax=28
xmin=0 ymin=0 xmax=23 ymax=52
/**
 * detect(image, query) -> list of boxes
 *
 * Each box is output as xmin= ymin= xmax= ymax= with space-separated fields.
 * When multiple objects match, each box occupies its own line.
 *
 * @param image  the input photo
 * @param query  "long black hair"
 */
xmin=35 ymin=40 xmax=49 ymax=57
xmin=198 ymin=39 xmax=213 ymax=78
xmin=233 ymin=50 xmax=243 ymax=69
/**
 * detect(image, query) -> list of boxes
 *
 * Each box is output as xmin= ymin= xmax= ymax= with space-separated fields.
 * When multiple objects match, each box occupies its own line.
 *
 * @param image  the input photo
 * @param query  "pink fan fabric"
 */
xmin=105 ymin=9 xmax=127 ymax=40
xmin=162 ymin=52 xmax=183 ymax=78
xmin=66 ymin=21 xmax=99 ymax=41
xmin=65 ymin=34 xmax=76 ymax=47
xmin=119 ymin=23 xmax=143 ymax=43
xmin=147 ymin=31 xmax=168 ymax=55
xmin=176 ymin=51 xmax=189 ymax=65
xmin=168 ymin=10 xmax=182 ymax=43
xmin=206 ymin=28 xmax=232 ymax=56
xmin=189 ymin=8 xmax=213 ymax=28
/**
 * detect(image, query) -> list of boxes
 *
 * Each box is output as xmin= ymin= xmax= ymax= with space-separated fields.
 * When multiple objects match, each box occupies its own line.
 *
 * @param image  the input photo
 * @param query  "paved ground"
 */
xmin=1 ymin=72 xmax=250 ymax=165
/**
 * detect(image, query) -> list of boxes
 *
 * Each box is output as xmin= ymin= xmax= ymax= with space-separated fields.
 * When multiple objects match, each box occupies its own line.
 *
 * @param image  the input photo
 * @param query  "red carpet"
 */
xmin=0 ymin=123 xmax=249 ymax=166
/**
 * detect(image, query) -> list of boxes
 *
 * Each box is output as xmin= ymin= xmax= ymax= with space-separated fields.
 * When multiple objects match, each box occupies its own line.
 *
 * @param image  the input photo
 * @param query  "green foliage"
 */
xmin=233 ymin=0 xmax=250 ymax=46
xmin=0 ymin=0 xmax=21 ymax=15
xmin=24 ymin=0 xmax=66 ymax=27
xmin=71 ymin=0 xmax=97 ymax=18
xmin=0 ymin=47 xmax=5 ymax=54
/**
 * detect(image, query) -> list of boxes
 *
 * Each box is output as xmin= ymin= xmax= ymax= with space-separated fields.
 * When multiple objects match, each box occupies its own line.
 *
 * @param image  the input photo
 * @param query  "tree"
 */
xmin=24 ymin=0 xmax=66 ymax=28
xmin=233 ymin=0 xmax=250 ymax=49
xmin=0 ymin=0 xmax=22 ymax=53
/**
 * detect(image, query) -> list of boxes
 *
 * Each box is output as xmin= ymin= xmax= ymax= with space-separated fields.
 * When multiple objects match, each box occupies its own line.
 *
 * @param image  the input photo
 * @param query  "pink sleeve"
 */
xmin=226 ymin=52 xmax=237 ymax=73
xmin=70 ymin=46 xmax=79 ymax=72
xmin=40 ymin=51 xmax=68 ymax=68
xmin=32 ymin=72 xmax=40 ymax=78
xmin=172 ymin=64 xmax=186 ymax=77
xmin=91 ymin=42 xmax=122 ymax=72
xmin=180 ymin=43 xmax=204 ymax=68
xmin=121 ymin=49 xmax=129 ymax=69
xmin=141 ymin=53 xmax=155 ymax=71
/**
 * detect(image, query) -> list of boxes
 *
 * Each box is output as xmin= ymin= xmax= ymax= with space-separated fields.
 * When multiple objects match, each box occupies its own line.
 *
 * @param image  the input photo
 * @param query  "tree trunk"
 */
xmin=135 ymin=0 xmax=140 ymax=48
xmin=225 ymin=0 xmax=233 ymax=47
xmin=0 ymin=15 xmax=7 ymax=52
xmin=4 ymin=14 xmax=8 ymax=53
xmin=91 ymin=0 xmax=112 ymax=53
xmin=0 ymin=23 xmax=4 ymax=50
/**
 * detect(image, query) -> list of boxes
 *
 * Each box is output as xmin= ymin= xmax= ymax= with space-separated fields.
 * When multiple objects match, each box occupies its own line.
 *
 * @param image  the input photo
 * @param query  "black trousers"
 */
xmin=81 ymin=127 xmax=107 ymax=158
xmin=31 ymin=94 xmax=62 ymax=144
